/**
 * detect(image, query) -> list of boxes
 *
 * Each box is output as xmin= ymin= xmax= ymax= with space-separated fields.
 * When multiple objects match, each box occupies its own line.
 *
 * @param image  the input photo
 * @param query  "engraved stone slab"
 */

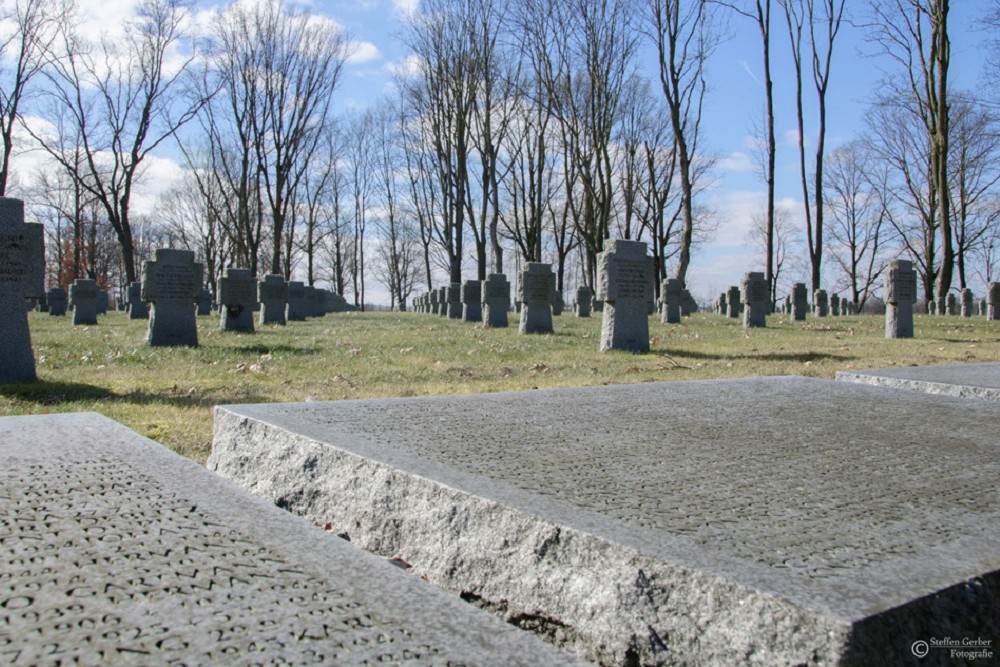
xmin=741 ymin=271 xmax=767 ymax=328
xmin=141 ymin=248 xmax=202 ymax=347
xmin=445 ymin=282 xmax=462 ymax=319
xmin=0 ymin=412 xmax=584 ymax=667
xmin=0 ymin=198 xmax=44 ymax=382
xmin=218 ymin=268 xmax=258 ymax=333
xmin=837 ymin=362 xmax=1000 ymax=401
xmin=790 ymin=282 xmax=807 ymax=322
xmin=885 ymin=259 xmax=917 ymax=338
xmin=596 ymin=240 xmax=652 ymax=352
xmin=516 ymin=264 xmax=554 ymax=334
xmin=209 ymin=377 xmax=1000 ymax=666
xmin=661 ymin=278 xmax=681 ymax=324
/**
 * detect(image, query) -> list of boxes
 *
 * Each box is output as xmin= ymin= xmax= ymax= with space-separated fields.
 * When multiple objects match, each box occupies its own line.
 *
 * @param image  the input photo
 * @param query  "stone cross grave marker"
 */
xmin=884 ymin=258 xmax=917 ymax=338
xmin=438 ymin=286 xmax=448 ymax=317
xmin=197 ymin=288 xmax=213 ymax=316
xmin=126 ymin=281 xmax=148 ymax=319
xmin=726 ymin=285 xmax=740 ymax=318
xmin=946 ymin=292 xmax=958 ymax=316
xmin=661 ymin=278 xmax=681 ymax=324
xmin=961 ymin=288 xmax=974 ymax=318
xmin=286 ymin=281 xmax=307 ymax=321
xmin=552 ymin=289 xmax=565 ymax=316
xmin=741 ymin=272 xmax=768 ymax=328
xmin=258 ymin=274 xmax=288 ymax=325
xmin=446 ymin=282 xmax=462 ymax=319
xmin=813 ymin=289 xmax=828 ymax=317
xmin=429 ymin=288 xmax=440 ymax=315
xmin=482 ymin=274 xmax=510 ymax=327
xmin=141 ymin=248 xmax=202 ymax=347
xmin=69 ymin=279 xmax=98 ymax=326
xmin=987 ymin=282 xmax=999 ymax=321
xmin=219 ymin=268 xmax=258 ymax=333
xmin=596 ymin=239 xmax=652 ymax=352
xmin=575 ymin=285 xmax=593 ymax=318
xmin=790 ymin=282 xmax=807 ymax=321
xmin=0 ymin=198 xmax=44 ymax=382
xmin=517 ymin=263 xmax=555 ymax=334
xmin=461 ymin=280 xmax=482 ymax=322
xmin=47 ymin=287 xmax=66 ymax=316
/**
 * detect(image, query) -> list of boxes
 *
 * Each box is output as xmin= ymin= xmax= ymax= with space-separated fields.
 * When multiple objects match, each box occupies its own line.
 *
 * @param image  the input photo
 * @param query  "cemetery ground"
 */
xmin=2 ymin=309 xmax=999 ymax=464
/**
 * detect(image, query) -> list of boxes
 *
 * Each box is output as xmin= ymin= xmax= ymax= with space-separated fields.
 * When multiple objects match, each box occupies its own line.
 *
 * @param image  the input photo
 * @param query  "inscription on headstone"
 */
xmin=741 ymin=272 xmax=767 ymax=328
xmin=597 ymin=240 xmax=652 ymax=352
xmin=884 ymin=259 xmax=917 ymax=339
xmin=0 ymin=198 xmax=44 ymax=382
xmin=516 ymin=264 xmax=555 ymax=334
xmin=141 ymin=248 xmax=202 ymax=347
xmin=790 ymin=283 xmax=807 ymax=322
xmin=661 ymin=278 xmax=681 ymax=324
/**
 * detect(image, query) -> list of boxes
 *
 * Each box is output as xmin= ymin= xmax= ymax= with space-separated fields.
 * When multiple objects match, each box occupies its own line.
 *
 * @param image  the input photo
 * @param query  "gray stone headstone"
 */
xmin=726 ymin=286 xmax=740 ymax=318
xmin=0 ymin=412 xmax=583 ymax=667
xmin=286 ymin=281 xmax=307 ymax=321
xmin=575 ymin=286 xmax=593 ymax=318
xmin=830 ymin=294 xmax=840 ymax=317
xmin=446 ymin=282 xmax=462 ymax=319
xmin=741 ymin=272 xmax=768 ymax=328
xmin=0 ymin=198 xmax=44 ymax=382
xmin=461 ymin=280 xmax=482 ymax=322
xmin=96 ymin=289 xmax=108 ymax=315
xmin=790 ymin=283 xmax=807 ymax=322
xmin=946 ymin=292 xmax=958 ymax=316
xmin=979 ymin=298 xmax=987 ymax=317
xmin=197 ymin=288 xmax=213 ymax=316
xmin=960 ymin=288 xmax=974 ymax=318
xmin=482 ymin=274 xmax=510 ymax=327
xmin=141 ymin=248 xmax=202 ymax=347
xmin=591 ymin=297 xmax=604 ymax=313
xmin=69 ymin=279 xmax=98 ymax=326
xmin=126 ymin=281 xmax=148 ymax=320
xmin=212 ymin=377 xmax=1000 ymax=667
xmin=813 ymin=289 xmax=828 ymax=317
xmin=717 ymin=292 xmax=727 ymax=316
xmin=218 ymin=268 xmax=258 ymax=333
xmin=661 ymin=278 xmax=681 ymax=324
xmin=47 ymin=287 xmax=67 ymax=316
xmin=596 ymin=240 xmax=652 ymax=352
xmin=988 ymin=282 xmax=999 ymax=321
xmin=928 ymin=299 xmax=936 ymax=315
xmin=429 ymin=288 xmax=440 ymax=315
xmin=438 ymin=286 xmax=448 ymax=318
xmin=884 ymin=258 xmax=916 ymax=339
xmin=552 ymin=289 xmax=565 ymax=316
xmin=680 ymin=289 xmax=697 ymax=316
xmin=258 ymin=274 xmax=288 ymax=326
xmin=517 ymin=264 xmax=555 ymax=334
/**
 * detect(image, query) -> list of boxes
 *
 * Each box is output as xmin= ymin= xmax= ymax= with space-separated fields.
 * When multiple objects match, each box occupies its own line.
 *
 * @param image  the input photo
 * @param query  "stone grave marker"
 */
xmin=717 ymin=291 xmax=727 ymax=316
xmin=988 ymin=282 xmax=999 ymax=320
xmin=0 ymin=412 xmax=583 ymax=667
xmin=219 ymin=268 xmax=258 ymax=333
xmin=830 ymin=293 xmax=840 ymax=316
xmin=286 ymin=281 xmax=307 ymax=321
xmin=946 ymin=292 xmax=958 ymax=315
xmin=661 ymin=278 xmax=681 ymax=324
xmin=741 ymin=271 xmax=767 ymax=328
xmin=884 ymin=258 xmax=917 ymax=338
xmin=33 ymin=294 xmax=48 ymax=313
xmin=813 ymin=289 xmax=829 ymax=317
xmin=575 ymin=285 xmax=593 ymax=318
xmin=96 ymin=289 xmax=108 ymax=315
xmin=446 ymin=282 xmax=462 ymax=319
xmin=961 ymin=288 xmax=974 ymax=318
xmin=125 ymin=281 xmax=148 ymax=319
xmin=438 ymin=286 xmax=448 ymax=317
xmin=461 ymin=280 xmax=482 ymax=322
xmin=429 ymin=288 xmax=440 ymax=315
xmin=69 ymin=279 xmax=98 ymax=325
xmin=552 ymin=289 xmax=565 ymax=316
xmin=482 ymin=274 xmax=511 ymax=327
xmin=0 ymin=197 xmax=44 ymax=382
xmin=680 ymin=289 xmax=697 ymax=316
xmin=212 ymin=377 xmax=1000 ymax=667
xmin=258 ymin=274 xmax=288 ymax=325
xmin=596 ymin=239 xmax=652 ymax=352
xmin=790 ymin=282 xmax=807 ymax=321
xmin=979 ymin=298 xmax=987 ymax=317
xmin=47 ymin=287 xmax=67 ymax=316
xmin=141 ymin=248 xmax=202 ymax=347
xmin=197 ymin=288 xmax=213 ymax=315
xmin=726 ymin=285 xmax=740 ymax=318
xmin=516 ymin=264 xmax=554 ymax=334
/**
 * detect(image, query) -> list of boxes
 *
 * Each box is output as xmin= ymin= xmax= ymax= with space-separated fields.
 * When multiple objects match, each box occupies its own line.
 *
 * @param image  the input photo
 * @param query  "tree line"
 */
xmin=2 ymin=0 xmax=997 ymax=310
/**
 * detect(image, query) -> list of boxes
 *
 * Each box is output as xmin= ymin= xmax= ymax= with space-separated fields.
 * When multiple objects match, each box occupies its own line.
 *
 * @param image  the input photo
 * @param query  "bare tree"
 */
xmin=29 ymin=0 xmax=204 ymax=284
xmin=344 ymin=109 xmax=374 ymax=308
xmin=158 ymin=174 xmax=227 ymax=297
xmin=866 ymin=0 xmax=952 ymax=303
xmin=1 ymin=0 xmax=61 ymax=195
xmin=648 ymin=0 xmax=719 ymax=288
xmin=748 ymin=202 xmax=800 ymax=302
xmin=780 ymin=0 xmax=847 ymax=292
xmin=825 ymin=139 xmax=889 ymax=310
xmin=296 ymin=123 xmax=342 ymax=288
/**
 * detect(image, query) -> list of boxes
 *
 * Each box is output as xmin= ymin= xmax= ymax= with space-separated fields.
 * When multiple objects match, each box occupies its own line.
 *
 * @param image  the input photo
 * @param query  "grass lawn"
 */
xmin=3 ymin=308 xmax=998 ymax=464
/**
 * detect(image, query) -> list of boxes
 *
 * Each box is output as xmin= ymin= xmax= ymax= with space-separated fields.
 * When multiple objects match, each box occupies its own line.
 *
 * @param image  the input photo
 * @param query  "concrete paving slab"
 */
xmin=0 ymin=412 xmax=586 ymax=666
xmin=209 ymin=377 xmax=1000 ymax=665
xmin=837 ymin=362 xmax=1000 ymax=401
xmin=210 ymin=377 xmax=1000 ymax=666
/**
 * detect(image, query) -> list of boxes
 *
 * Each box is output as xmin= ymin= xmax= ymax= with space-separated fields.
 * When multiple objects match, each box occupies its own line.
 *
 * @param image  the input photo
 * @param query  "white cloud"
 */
xmin=348 ymin=40 xmax=380 ymax=64
xmin=718 ymin=151 xmax=754 ymax=173
xmin=384 ymin=54 xmax=422 ymax=78
xmin=393 ymin=0 xmax=419 ymax=17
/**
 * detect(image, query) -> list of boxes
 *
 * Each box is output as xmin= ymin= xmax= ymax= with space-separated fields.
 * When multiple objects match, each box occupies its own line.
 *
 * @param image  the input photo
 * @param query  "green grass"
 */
xmin=3 ymin=309 xmax=999 ymax=464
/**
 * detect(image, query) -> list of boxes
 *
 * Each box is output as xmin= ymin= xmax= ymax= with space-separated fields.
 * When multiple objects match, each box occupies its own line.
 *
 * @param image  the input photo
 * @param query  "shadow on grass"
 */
xmin=656 ymin=349 xmax=852 ymax=363
xmin=1 ymin=379 xmax=266 ymax=410
xmin=231 ymin=344 xmax=320 ymax=356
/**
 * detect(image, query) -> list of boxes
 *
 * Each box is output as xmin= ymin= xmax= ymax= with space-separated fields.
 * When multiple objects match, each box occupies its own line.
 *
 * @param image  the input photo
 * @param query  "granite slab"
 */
xmin=837 ymin=362 xmax=1000 ymax=401
xmin=0 ymin=412 xmax=585 ymax=666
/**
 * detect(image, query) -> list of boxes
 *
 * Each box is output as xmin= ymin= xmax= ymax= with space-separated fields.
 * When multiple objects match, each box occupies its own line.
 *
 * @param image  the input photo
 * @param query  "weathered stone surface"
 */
xmin=790 ymin=282 xmax=807 ymax=321
xmin=837 ymin=362 xmax=1000 ymax=402
xmin=517 ymin=263 xmax=554 ymax=334
xmin=575 ymin=286 xmax=592 ymax=318
xmin=596 ymin=240 xmax=652 ymax=352
xmin=141 ymin=248 xmax=202 ymax=347
xmin=0 ymin=412 xmax=582 ymax=666
xmin=961 ymin=288 xmax=975 ymax=318
xmin=884 ymin=259 xmax=917 ymax=339
xmin=661 ymin=278 xmax=681 ymax=324
xmin=0 ymin=197 xmax=43 ymax=382
xmin=47 ymin=287 xmax=67 ymax=316
xmin=210 ymin=377 xmax=1000 ymax=667
xmin=197 ymin=288 xmax=213 ymax=316
xmin=286 ymin=281 xmax=307 ymax=321
xmin=258 ymin=274 xmax=288 ymax=325
xmin=125 ymin=281 xmax=148 ymax=320
xmin=218 ymin=268 xmax=258 ymax=333
xmin=446 ymin=282 xmax=462 ymax=320
xmin=461 ymin=280 xmax=482 ymax=322
xmin=726 ymin=285 xmax=740 ymax=318
xmin=813 ymin=289 xmax=828 ymax=317
xmin=989 ymin=282 xmax=1000 ymax=321
xmin=741 ymin=272 xmax=767 ymax=328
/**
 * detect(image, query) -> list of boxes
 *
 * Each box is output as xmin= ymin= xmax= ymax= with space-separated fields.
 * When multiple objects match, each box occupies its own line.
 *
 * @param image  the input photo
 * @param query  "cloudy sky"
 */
xmin=6 ymin=0 xmax=993 ymax=303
